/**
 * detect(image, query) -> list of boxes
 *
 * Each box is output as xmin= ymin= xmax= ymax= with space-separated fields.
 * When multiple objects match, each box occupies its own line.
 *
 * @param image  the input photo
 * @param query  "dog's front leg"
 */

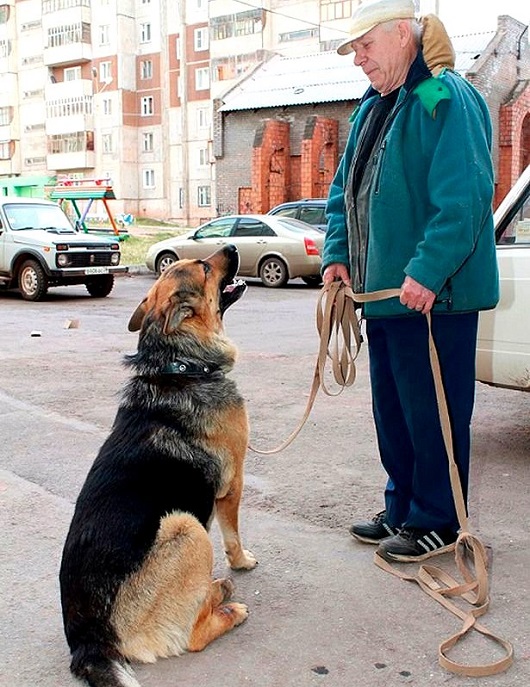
xmin=215 ymin=481 xmax=257 ymax=570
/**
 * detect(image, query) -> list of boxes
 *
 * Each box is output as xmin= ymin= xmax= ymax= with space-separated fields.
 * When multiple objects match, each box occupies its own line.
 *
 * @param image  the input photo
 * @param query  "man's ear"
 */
xmin=128 ymin=298 xmax=148 ymax=332
xmin=162 ymin=303 xmax=193 ymax=335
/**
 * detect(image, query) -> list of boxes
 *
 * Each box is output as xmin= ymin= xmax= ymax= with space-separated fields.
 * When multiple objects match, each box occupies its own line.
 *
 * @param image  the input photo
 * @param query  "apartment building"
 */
xmin=0 ymin=0 xmax=435 ymax=225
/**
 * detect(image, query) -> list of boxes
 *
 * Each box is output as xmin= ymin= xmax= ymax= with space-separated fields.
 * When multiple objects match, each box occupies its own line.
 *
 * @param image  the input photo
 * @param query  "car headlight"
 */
xmin=110 ymin=252 xmax=120 ymax=265
xmin=57 ymin=253 xmax=71 ymax=267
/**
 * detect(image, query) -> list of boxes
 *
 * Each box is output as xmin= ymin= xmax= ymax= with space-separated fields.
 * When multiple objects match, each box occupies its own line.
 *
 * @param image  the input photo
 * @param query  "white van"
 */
xmin=476 ymin=165 xmax=530 ymax=391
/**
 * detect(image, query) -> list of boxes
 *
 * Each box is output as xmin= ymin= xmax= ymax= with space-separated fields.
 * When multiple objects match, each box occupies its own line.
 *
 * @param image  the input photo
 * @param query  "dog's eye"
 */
xmin=199 ymin=261 xmax=211 ymax=275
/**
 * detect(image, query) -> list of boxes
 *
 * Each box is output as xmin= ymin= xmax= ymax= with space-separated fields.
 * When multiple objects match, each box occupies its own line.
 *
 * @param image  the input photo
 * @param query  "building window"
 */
xmin=0 ymin=141 xmax=14 ymax=159
xmin=142 ymin=132 xmax=154 ymax=152
xmin=0 ymin=106 xmax=12 ymax=126
xmin=140 ymin=22 xmax=151 ymax=43
xmin=279 ymin=28 xmax=318 ymax=42
xmin=46 ymin=96 xmax=92 ymax=118
xmin=47 ymin=22 xmax=91 ymax=48
xmin=197 ymin=107 xmax=210 ymax=129
xmin=198 ymin=148 xmax=208 ymax=166
xmin=99 ymin=61 xmax=112 ymax=83
xmin=102 ymin=133 xmax=112 ymax=153
xmin=0 ymin=5 xmax=10 ymax=23
xmin=43 ymin=0 xmax=90 ymax=12
xmin=102 ymin=98 xmax=112 ymax=115
xmin=99 ymin=24 xmax=110 ymax=45
xmin=194 ymin=27 xmax=209 ymax=52
xmin=211 ymin=9 xmax=263 ymax=41
xmin=178 ymin=188 xmax=184 ymax=208
xmin=320 ymin=0 xmax=353 ymax=21
xmin=143 ymin=169 xmax=155 ymax=188
xmin=140 ymin=96 xmax=154 ymax=116
xmin=195 ymin=67 xmax=209 ymax=91
xmin=175 ymin=37 xmax=181 ymax=60
xmin=0 ymin=38 xmax=11 ymax=57
xmin=47 ymin=131 xmax=92 ymax=154
xmin=140 ymin=59 xmax=152 ymax=79
xmin=198 ymin=185 xmax=211 ymax=207
xmin=64 ymin=66 xmax=81 ymax=81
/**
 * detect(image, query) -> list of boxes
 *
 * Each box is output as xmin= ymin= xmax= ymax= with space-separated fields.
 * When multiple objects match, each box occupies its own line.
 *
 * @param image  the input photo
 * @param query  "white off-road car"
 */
xmin=0 ymin=197 xmax=127 ymax=301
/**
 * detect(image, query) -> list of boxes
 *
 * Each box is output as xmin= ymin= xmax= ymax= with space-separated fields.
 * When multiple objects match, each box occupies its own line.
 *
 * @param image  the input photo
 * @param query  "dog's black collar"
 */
xmin=160 ymin=359 xmax=223 ymax=377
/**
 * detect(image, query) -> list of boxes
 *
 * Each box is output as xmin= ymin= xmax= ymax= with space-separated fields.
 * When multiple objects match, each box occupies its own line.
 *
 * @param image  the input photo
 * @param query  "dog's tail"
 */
xmin=71 ymin=645 xmax=141 ymax=687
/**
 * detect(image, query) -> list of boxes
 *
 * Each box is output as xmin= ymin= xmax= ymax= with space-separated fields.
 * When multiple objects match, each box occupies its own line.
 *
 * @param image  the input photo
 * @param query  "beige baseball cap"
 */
xmin=337 ymin=0 xmax=416 ymax=56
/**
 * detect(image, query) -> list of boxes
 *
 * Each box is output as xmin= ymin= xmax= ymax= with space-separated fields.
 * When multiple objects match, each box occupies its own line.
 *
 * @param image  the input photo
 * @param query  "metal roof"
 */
xmin=218 ymin=30 xmax=496 ymax=112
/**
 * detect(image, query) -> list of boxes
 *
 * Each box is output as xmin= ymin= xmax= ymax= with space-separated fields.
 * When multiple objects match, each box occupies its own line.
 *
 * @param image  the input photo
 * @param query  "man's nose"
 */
xmin=353 ymin=50 xmax=364 ymax=67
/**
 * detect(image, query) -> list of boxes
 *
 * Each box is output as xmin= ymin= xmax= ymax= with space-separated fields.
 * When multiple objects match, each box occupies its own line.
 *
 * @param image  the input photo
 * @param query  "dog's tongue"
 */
xmin=224 ymin=279 xmax=246 ymax=293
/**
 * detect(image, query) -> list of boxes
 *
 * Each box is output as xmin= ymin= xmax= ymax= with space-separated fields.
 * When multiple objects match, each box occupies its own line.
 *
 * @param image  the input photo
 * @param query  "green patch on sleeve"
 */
xmin=414 ymin=77 xmax=451 ymax=117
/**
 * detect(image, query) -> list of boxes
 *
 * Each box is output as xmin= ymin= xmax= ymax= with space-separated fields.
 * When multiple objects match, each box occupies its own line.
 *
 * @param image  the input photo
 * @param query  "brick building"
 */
xmin=215 ymin=15 xmax=530 ymax=214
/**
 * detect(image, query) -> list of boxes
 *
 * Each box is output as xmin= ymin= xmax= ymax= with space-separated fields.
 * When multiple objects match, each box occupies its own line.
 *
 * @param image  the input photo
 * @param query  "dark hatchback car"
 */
xmin=267 ymin=199 xmax=328 ymax=232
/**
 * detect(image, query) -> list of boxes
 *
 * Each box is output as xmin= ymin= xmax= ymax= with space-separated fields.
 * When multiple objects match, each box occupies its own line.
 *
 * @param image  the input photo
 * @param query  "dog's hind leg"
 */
xmin=187 ymin=580 xmax=248 ymax=652
xmin=215 ymin=475 xmax=257 ymax=570
xmin=112 ymin=512 xmax=246 ymax=662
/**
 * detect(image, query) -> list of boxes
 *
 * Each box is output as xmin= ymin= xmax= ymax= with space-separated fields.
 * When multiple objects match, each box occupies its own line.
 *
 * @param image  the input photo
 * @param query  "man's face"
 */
xmin=349 ymin=22 xmax=409 ymax=95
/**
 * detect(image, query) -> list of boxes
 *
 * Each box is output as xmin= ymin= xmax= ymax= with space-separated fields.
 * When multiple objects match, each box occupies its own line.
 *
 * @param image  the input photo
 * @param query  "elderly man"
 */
xmin=322 ymin=0 xmax=499 ymax=562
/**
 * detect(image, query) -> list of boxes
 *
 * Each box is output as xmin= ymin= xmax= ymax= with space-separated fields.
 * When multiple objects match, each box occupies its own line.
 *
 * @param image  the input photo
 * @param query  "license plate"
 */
xmin=85 ymin=266 xmax=109 ymax=275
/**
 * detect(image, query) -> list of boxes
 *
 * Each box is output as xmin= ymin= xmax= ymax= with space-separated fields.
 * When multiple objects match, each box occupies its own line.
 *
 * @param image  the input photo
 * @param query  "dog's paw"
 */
xmin=218 ymin=577 xmax=234 ymax=602
xmin=228 ymin=549 xmax=258 ymax=570
xmin=222 ymin=602 xmax=249 ymax=626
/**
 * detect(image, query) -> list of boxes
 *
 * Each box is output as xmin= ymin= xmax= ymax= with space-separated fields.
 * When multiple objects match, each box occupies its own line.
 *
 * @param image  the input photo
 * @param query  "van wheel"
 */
xmin=259 ymin=257 xmax=288 ymax=288
xmin=19 ymin=260 xmax=49 ymax=301
xmin=86 ymin=275 xmax=115 ymax=298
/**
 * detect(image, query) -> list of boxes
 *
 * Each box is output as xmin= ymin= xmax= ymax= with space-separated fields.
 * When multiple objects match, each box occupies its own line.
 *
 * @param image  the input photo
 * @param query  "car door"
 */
xmin=229 ymin=218 xmax=277 ymax=275
xmin=177 ymin=217 xmax=237 ymax=260
xmin=476 ymin=167 xmax=530 ymax=390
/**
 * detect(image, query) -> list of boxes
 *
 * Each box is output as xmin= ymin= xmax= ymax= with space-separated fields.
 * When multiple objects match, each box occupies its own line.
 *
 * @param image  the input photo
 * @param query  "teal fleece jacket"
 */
xmin=322 ymin=68 xmax=499 ymax=317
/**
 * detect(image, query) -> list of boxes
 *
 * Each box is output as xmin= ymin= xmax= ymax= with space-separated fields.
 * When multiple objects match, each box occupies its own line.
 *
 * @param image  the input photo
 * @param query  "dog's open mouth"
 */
xmin=221 ymin=278 xmax=247 ymax=314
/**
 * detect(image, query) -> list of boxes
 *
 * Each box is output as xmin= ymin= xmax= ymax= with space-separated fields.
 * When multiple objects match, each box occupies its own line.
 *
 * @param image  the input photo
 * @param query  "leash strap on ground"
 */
xmin=365 ymin=303 xmax=513 ymax=677
xmin=249 ymin=281 xmax=513 ymax=676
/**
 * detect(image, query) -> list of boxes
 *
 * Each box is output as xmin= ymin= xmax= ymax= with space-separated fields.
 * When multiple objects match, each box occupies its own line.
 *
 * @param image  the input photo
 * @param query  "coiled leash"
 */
xmin=250 ymin=280 xmax=514 ymax=677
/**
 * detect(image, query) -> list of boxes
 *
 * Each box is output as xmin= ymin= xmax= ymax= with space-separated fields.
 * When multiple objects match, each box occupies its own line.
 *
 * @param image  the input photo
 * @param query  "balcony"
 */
xmin=45 ymin=79 xmax=94 ymax=135
xmin=47 ymin=150 xmax=95 ymax=171
xmin=0 ymin=140 xmax=21 ymax=175
xmin=46 ymin=130 xmax=95 ymax=171
xmin=43 ymin=22 xmax=92 ymax=67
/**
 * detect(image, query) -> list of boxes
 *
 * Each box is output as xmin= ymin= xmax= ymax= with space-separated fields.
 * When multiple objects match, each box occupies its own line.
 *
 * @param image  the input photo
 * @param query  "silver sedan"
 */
xmin=145 ymin=214 xmax=324 ymax=287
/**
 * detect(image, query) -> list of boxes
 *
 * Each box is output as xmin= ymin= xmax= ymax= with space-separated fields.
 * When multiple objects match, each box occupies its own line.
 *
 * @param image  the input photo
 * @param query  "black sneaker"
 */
xmin=349 ymin=511 xmax=400 ymax=544
xmin=376 ymin=527 xmax=457 ymax=562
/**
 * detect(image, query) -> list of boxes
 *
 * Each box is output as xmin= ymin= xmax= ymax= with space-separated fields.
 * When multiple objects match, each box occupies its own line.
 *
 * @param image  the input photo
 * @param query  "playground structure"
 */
xmin=49 ymin=178 xmax=132 ymax=240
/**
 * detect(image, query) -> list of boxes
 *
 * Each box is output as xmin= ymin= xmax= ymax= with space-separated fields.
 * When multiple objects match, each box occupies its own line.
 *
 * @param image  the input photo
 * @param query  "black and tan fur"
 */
xmin=59 ymin=245 xmax=256 ymax=687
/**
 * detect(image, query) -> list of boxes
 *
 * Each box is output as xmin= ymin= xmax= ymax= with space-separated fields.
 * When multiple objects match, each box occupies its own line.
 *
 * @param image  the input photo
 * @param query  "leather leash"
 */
xmin=249 ymin=280 xmax=514 ymax=677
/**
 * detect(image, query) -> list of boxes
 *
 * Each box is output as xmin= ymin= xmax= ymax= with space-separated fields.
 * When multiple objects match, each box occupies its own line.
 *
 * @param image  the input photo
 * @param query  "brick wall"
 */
xmin=215 ymin=101 xmax=355 ymax=215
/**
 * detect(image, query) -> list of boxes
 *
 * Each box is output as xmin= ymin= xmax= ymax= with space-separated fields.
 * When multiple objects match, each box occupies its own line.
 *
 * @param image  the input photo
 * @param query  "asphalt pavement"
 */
xmin=1 ymin=272 xmax=528 ymax=687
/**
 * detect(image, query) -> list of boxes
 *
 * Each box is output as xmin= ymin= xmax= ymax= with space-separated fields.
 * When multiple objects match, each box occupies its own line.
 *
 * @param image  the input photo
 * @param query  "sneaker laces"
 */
xmin=372 ymin=510 xmax=387 ymax=524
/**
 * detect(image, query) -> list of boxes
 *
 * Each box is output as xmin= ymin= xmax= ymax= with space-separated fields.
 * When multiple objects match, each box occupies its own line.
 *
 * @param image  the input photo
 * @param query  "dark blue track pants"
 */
xmin=366 ymin=312 xmax=479 ymax=534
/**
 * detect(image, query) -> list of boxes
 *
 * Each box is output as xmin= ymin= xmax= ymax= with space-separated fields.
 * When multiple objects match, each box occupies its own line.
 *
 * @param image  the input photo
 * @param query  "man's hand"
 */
xmin=399 ymin=276 xmax=436 ymax=314
xmin=322 ymin=263 xmax=351 ymax=286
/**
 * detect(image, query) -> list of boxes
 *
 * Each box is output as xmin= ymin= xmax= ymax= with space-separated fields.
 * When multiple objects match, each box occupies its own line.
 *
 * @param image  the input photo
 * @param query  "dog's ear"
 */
xmin=128 ymin=298 xmax=148 ymax=332
xmin=162 ymin=302 xmax=193 ymax=335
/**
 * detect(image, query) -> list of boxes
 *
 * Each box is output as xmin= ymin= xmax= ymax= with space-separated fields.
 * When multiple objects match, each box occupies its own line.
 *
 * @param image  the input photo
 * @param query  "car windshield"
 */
xmin=4 ymin=203 xmax=74 ymax=232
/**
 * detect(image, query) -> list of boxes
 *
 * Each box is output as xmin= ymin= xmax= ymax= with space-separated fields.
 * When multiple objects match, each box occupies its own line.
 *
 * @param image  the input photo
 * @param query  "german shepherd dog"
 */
xmin=60 ymin=245 xmax=257 ymax=687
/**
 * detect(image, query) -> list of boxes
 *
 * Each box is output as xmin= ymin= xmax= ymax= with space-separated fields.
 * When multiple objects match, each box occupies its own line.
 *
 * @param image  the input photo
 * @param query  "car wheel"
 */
xmin=156 ymin=251 xmax=177 ymax=276
xmin=259 ymin=256 xmax=288 ymax=288
xmin=18 ymin=259 xmax=49 ymax=301
xmin=302 ymin=275 xmax=323 ymax=287
xmin=85 ymin=275 xmax=115 ymax=298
